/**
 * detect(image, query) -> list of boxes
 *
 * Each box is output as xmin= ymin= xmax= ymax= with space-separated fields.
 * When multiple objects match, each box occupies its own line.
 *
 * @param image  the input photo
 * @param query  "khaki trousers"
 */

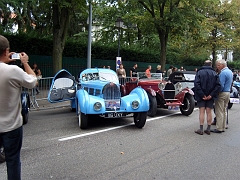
xmin=215 ymin=92 xmax=230 ymax=131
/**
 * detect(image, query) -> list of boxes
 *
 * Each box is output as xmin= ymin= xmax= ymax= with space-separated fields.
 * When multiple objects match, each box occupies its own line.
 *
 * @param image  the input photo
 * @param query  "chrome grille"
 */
xmin=102 ymin=83 xmax=121 ymax=100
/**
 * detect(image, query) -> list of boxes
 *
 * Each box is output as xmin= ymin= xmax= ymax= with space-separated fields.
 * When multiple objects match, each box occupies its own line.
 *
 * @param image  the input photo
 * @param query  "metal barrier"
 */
xmin=27 ymin=77 xmax=53 ymax=109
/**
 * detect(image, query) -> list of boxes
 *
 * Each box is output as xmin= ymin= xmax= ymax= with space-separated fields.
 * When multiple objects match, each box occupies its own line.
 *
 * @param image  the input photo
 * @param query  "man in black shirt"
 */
xmin=130 ymin=63 xmax=138 ymax=77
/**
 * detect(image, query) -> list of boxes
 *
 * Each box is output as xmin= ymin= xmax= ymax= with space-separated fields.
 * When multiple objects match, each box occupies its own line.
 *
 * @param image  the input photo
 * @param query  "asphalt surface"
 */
xmin=0 ymin=103 xmax=240 ymax=180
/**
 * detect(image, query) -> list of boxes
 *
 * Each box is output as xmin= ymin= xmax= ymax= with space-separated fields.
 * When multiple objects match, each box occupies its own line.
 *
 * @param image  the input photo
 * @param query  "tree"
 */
xmin=136 ymin=0 xmax=213 ymax=70
xmin=51 ymin=0 xmax=86 ymax=73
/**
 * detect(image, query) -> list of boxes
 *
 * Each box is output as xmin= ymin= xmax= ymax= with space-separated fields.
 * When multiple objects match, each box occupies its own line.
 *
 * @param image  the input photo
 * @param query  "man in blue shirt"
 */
xmin=211 ymin=59 xmax=233 ymax=133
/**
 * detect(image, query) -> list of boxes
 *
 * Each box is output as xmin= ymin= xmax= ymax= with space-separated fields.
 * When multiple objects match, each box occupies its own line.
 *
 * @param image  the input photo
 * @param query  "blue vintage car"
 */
xmin=48 ymin=68 xmax=149 ymax=129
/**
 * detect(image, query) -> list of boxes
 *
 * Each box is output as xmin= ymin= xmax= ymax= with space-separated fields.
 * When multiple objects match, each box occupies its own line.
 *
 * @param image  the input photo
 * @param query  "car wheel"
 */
xmin=180 ymin=94 xmax=195 ymax=116
xmin=22 ymin=112 xmax=29 ymax=125
xmin=228 ymin=102 xmax=233 ymax=109
xmin=147 ymin=93 xmax=157 ymax=117
xmin=78 ymin=104 xmax=88 ymax=129
xmin=134 ymin=112 xmax=147 ymax=128
xmin=0 ymin=146 xmax=5 ymax=163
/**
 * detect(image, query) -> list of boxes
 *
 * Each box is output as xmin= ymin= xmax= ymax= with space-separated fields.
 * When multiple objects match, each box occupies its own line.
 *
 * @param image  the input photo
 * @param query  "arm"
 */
xmin=123 ymin=69 xmax=126 ymax=78
xmin=130 ymin=69 xmax=132 ymax=77
xmin=20 ymin=52 xmax=36 ymax=77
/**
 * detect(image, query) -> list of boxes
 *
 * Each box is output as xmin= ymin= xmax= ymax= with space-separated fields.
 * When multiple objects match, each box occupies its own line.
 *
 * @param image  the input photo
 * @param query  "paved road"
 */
xmin=1 ymin=103 xmax=240 ymax=180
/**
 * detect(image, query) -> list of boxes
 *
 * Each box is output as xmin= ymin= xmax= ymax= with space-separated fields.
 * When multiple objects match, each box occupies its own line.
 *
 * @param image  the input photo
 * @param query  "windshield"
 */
xmin=99 ymin=72 xmax=119 ymax=82
xmin=137 ymin=72 xmax=163 ymax=80
xmin=183 ymin=74 xmax=195 ymax=81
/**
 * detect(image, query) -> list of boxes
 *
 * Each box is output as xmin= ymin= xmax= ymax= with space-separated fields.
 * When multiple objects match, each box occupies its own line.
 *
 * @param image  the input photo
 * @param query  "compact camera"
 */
xmin=11 ymin=53 xmax=21 ymax=60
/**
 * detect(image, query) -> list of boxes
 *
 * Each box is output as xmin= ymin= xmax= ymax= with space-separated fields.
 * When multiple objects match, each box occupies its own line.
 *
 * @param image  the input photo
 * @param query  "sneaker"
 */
xmin=204 ymin=130 xmax=210 ymax=135
xmin=195 ymin=129 xmax=203 ymax=135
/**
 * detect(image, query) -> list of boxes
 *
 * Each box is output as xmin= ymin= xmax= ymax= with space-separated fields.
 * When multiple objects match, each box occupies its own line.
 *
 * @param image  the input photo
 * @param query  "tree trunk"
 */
xmin=211 ymin=27 xmax=217 ymax=67
xmin=157 ymin=28 xmax=168 ymax=71
xmin=52 ymin=0 xmax=71 ymax=74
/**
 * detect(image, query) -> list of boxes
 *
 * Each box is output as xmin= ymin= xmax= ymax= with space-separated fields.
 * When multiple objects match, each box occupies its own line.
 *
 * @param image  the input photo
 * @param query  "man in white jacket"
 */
xmin=0 ymin=35 xmax=37 ymax=180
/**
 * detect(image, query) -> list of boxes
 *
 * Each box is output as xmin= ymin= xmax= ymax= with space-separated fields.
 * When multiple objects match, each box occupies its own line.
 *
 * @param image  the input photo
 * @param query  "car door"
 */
xmin=48 ymin=69 xmax=76 ymax=103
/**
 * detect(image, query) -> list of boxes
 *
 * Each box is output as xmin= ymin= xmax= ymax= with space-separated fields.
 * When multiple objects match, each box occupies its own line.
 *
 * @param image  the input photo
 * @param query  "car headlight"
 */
xmin=176 ymin=83 xmax=182 ymax=90
xmin=131 ymin=100 xmax=139 ymax=109
xmin=94 ymin=102 xmax=102 ymax=111
xmin=158 ymin=82 xmax=165 ymax=90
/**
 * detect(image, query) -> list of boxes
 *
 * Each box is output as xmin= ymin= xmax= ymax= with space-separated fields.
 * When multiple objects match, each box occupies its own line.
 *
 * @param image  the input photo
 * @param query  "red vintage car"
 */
xmin=121 ymin=72 xmax=195 ymax=117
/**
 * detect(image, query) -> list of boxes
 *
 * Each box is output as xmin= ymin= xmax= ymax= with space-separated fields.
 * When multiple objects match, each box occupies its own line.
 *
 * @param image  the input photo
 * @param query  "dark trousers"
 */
xmin=0 ymin=126 xmax=23 ymax=180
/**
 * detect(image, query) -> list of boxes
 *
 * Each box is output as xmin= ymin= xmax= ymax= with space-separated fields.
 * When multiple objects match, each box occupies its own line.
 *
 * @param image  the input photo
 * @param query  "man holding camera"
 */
xmin=0 ymin=35 xmax=37 ymax=180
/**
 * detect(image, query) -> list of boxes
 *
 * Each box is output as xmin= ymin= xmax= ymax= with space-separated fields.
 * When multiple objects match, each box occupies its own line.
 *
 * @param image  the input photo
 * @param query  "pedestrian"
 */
xmin=116 ymin=64 xmax=126 ymax=85
xmin=32 ymin=62 xmax=41 ymax=95
xmin=0 ymin=35 xmax=37 ymax=180
xmin=179 ymin=66 xmax=184 ymax=71
xmin=156 ymin=65 xmax=163 ymax=73
xmin=145 ymin=65 xmax=151 ymax=78
xmin=167 ymin=65 xmax=173 ymax=77
xmin=211 ymin=59 xmax=233 ymax=133
xmin=194 ymin=60 xmax=221 ymax=135
xmin=130 ymin=63 xmax=138 ymax=77
xmin=107 ymin=66 xmax=111 ymax=69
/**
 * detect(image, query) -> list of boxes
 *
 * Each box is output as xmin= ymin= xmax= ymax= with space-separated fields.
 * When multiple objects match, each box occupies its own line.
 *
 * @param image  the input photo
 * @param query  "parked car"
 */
xmin=228 ymin=86 xmax=239 ymax=109
xmin=21 ymin=90 xmax=30 ymax=125
xmin=0 ymin=146 xmax=4 ymax=163
xmin=233 ymin=77 xmax=240 ymax=96
xmin=121 ymin=72 xmax=195 ymax=117
xmin=48 ymin=68 xmax=150 ymax=129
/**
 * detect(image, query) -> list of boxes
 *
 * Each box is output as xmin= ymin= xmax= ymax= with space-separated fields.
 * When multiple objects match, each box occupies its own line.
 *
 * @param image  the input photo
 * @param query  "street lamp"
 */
xmin=87 ymin=1 xmax=92 ymax=68
xmin=115 ymin=17 xmax=123 ymax=57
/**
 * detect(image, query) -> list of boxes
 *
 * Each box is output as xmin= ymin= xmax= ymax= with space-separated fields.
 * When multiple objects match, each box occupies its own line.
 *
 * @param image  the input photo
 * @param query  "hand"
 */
xmin=206 ymin=95 xmax=212 ymax=100
xmin=202 ymin=95 xmax=207 ymax=100
xmin=19 ymin=52 xmax=29 ymax=64
xmin=6 ymin=52 xmax=16 ymax=64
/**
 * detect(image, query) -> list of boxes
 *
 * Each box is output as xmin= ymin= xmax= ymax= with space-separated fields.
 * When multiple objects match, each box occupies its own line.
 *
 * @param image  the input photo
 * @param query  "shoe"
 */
xmin=195 ymin=129 xmax=203 ymax=135
xmin=204 ymin=130 xmax=210 ymax=135
xmin=225 ymin=126 xmax=228 ymax=129
xmin=211 ymin=121 xmax=216 ymax=125
xmin=210 ymin=129 xmax=222 ymax=133
xmin=36 ymin=91 xmax=40 ymax=95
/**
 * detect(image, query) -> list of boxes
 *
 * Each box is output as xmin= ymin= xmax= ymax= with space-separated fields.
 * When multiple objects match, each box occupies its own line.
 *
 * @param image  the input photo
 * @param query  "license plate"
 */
xmin=168 ymin=106 xmax=179 ymax=110
xmin=106 ymin=112 xmax=124 ymax=118
xmin=105 ymin=100 xmax=120 ymax=109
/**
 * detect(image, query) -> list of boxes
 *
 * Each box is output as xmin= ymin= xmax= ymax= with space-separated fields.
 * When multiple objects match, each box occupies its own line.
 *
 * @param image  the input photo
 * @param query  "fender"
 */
xmin=76 ymin=89 xmax=90 ymax=114
xmin=145 ymin=87 xmax=156 ymax=97
xmin=175 ymin=88 xmax=194 ymax=103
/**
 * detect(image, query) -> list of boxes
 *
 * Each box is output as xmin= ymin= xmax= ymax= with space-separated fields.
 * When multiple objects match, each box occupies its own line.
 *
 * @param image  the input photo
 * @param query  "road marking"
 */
xmin=58 ymin=109 xmax=196 ymax=142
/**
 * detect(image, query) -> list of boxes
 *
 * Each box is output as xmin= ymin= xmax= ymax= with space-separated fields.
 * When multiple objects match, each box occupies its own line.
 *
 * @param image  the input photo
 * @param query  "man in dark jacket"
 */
xmin=194 ymin=60 xmax=221 ymax=135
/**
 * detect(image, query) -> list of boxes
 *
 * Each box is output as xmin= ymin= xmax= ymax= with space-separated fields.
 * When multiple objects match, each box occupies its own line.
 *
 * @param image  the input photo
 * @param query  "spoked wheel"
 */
xmin=0 ymin=146 xmax=5 ymax=163
xmin=147 ymin=93 xmax=157 ymax=117
xmin=134 ymin=112 xmax=147 ymax=128
xmin=78 ymin=103 xmax=88 ymax=129
xmin=180 ymin=94 xmax=195 ymax=116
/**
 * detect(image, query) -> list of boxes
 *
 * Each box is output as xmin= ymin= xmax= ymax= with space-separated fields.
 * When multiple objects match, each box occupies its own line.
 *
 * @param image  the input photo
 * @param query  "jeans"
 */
xmin=0 ymin=126 xmax=23 ymax=180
